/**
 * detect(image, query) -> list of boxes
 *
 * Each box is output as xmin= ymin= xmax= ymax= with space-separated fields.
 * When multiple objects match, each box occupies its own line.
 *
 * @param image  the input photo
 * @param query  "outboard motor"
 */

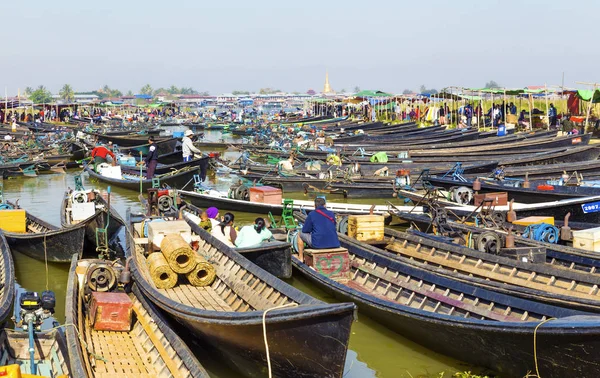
xmin=19 ymin=290 xmax=55 ymax=375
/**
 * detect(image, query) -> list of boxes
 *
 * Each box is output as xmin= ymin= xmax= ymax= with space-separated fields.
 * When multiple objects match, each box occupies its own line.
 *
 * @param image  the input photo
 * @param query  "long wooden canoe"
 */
xmin=65 ymin=256 xmax=210 ymax=377
xmin=291 ymin=230 xmax=600 ymax=378
xmin=125 ymin=210 xmax=356 ymax=378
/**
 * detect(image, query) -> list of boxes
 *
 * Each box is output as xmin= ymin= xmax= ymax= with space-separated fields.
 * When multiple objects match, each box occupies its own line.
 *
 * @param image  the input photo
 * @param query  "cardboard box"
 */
xmin=572 ymin=226 xmax=600 ymax=252
xmin=147 ymin=220 xmax=192 ymax=249
xmin=249 ymin=186 xmax=282 ymax=205
xmin=473 ymin=192 xmax=508 ymax=207
xmin=0 ymin=209 xmax=26 ymax=233
xmin=89 ymin=292 xmax=132 ymax=331
xmin=347 ymin=215 xmax=384 ymax=242
xmin=304 ymin=247 xmax=350 ymax=281
xmin=71 ymin=202 xmax=96 ymax=222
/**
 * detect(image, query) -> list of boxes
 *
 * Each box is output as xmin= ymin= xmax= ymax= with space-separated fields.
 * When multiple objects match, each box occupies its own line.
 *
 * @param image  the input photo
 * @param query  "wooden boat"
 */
xmin=177 ymin=188 xmax=413 ymax=216
xmin=60 ymin=188 xmax=126 ymax=253
xmin=121 ymin=155 xmax=210 ymax=176
xmin=395 ymin=210 xmax=600 ymax=275
xmin=125 ymin=210 xmax=356 ymax=378
xmin=480 ymin=158 xmax=600 ymax=180
xmin=180 ymin=202 xmax=292 ymax=278
xmin=84 ymin=164 xmax=200 ymax=192
xmin=291 ymin=215 xmax=600 ymax=377
xmin=2 ymin=206 xmax=86 ymax=263
xmin=0 ymin=232 xmax=14 ymax=321
xmin=425 ymin=175 xmax=599 ymax=203
xmin=398 ymin=188 xmax=600 ymax=228
xmin=0 ymin=328 xmax=71 ymax=377
xmin=117 ymin=138 xmax=179 ymax=157
xmin=238 ymin=161 xmax=499 ymax=192
xmin=407 ymin=133 xmax=592 ymax=156
xmin=65 ymin=257 xmax=210 ymax=377
xmin=85 ymin=131 xmax=173 ymax=147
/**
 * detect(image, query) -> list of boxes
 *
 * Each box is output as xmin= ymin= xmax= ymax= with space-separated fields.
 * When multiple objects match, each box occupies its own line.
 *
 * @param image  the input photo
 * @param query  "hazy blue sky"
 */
xmin=2 ymin=0 xmax=598 ymax=95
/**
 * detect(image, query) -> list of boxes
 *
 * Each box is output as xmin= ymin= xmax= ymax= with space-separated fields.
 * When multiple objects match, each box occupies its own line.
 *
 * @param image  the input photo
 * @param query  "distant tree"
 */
xmin=232 ymin=90 xmax=250 ymax=95
xmin=292 ymin=91 xmax=300 ymax=95
xmin=419 ymin=85 xmax=438 ymax=95
xmin=259 ymin=88 xmax=279 ymax=94
xmin=340 ymin=89 xmax=346 ymax=93
xmin=168 ymin=85 xmax=179 ymax=94
xmin=110 ymin=89 xmax=122 ymax=97
xmin=59 ymin=84 xmax=75 ymax=102
xmin=140 ymin=84 xmax=153 ymax=95
xmin=353 ymin=86 xmax=361 ymax=93
xmin=29 ymin=85 xmax=52 ymax=104
xmin=179 ymin=87 xmax=198 ymax=95
xmin=24 ymin=87 xmax=33 ymax=97
xmin=402 ymin=89 xmax=412 ymax=95
xmin=101 ymin=85 xmax=110 ymax=94
xmin=306 ymin=89 xmax=316 ymax=95
xmin=126 ymin=90 xmax=134 ymax=96
xmin=153 ymin=88 xmax=167 ymax=95
xmin=484 ymin=80 xmax=501 ymax=89
xmin=198 ymin=91 xmax=209 ymax=96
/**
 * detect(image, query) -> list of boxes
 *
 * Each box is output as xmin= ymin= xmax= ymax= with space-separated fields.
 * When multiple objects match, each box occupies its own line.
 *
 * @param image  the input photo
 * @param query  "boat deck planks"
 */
xmin=385 ymin=240 xmax=600 ymax=300
xmin=90 ymin=327 xmax=154 ymax=377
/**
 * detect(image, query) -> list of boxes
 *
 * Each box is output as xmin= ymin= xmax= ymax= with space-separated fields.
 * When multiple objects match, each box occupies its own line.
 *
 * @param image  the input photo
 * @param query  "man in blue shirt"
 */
xmin=297 ymin=197 xmax=340 ymax=261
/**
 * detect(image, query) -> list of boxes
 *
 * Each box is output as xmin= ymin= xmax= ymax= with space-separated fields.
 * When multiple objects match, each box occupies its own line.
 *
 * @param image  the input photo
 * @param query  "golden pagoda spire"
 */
xmin=323 ymin=71 xmax=333 ymax=94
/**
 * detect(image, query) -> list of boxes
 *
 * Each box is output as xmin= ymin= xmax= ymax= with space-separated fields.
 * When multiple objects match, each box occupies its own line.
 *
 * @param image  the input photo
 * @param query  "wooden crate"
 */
xmin=304 ymin=247 xmax=350 ymax=281
xmin=473 ymin=192 xmax=508 ymax=206
xmin=573 ymin=227 xmax=600 ymax=252
xmin=249 ymin=186 xmax=282 ymax=205
xmin=347 ymin=215 xmax=384 ymax=242
xmin=0 ymin=209 xmax=26 ymax=233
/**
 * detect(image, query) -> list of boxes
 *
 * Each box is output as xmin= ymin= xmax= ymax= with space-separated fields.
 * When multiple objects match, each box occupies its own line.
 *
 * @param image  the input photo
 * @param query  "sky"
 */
xmin=1 ymin=0 xmax=599 ymax=95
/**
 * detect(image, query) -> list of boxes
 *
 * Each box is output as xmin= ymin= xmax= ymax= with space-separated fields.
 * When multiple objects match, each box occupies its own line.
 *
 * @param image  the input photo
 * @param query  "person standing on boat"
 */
xmin=145 ymin=136 xmax=159 ymax=179
xmin=548 ymin=103 xmax=557 ymax=128
xmin=297 ymin=197 xmax=340 ymax=261
xmin=182 ymin=130 xmax=202 ymax=162
xmin=91 ymin=143 xmax=116 ymax=171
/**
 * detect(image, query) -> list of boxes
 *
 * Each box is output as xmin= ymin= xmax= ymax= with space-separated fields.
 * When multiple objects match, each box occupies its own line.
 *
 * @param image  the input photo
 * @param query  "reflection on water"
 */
xmin=4 ymin=166 xmax=474 ymax=378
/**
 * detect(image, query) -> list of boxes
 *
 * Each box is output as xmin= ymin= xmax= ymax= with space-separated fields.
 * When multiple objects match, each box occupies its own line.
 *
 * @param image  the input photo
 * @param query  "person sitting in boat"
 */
xmin=297 ymin=197 xmax=340 ymax=260
xmin=144 ymin=136 xmax=159 ymax=179
xmin=277 ymin=154 xmax=295 ymax=171
xmin=212 ymin=212 xmax=237 ymax=247
xmin=199 ymin=206 xmax=220 ymax=232
xmin=182 ymin=130 xmax=202 ymax=162
xmin=235 ymin=218 xmax=273 ymax=248
xmin=91 ymin=143 xmax=116 ymax=171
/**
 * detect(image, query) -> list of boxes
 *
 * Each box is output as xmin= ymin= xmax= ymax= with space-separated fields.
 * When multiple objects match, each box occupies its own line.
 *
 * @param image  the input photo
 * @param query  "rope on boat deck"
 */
xmin=531 ymin=317 xmax=556 ymax=378
xmin=262 ymin=302 xmax=299 ymax=378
